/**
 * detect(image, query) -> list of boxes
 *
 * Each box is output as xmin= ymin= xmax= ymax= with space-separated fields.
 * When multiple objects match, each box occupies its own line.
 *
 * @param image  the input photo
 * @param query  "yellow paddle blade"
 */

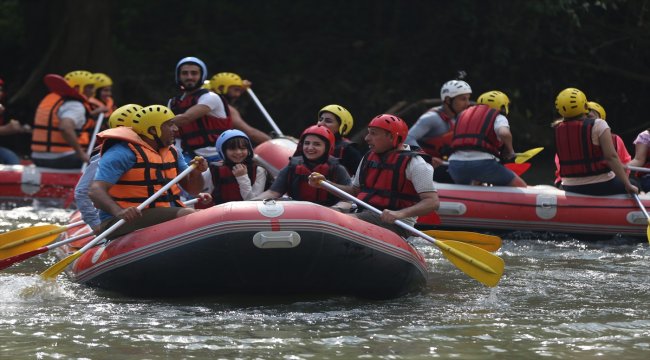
xmin=40 ymin=251 xmax=82 ymax=280
xmin=646 ymin=220 xmax=650 ymax=244
xmin=0 ymin=225 xmax=65 ymax=249
xmin=515 ymin=147 xmax=544 ymax=164
xmin=424 ymin=230 xmax=501 ymax=252
xmin=0 ymin=233 xmax=60 ymax=261
xmin=435 ymin=240 xmax=505 ymax=287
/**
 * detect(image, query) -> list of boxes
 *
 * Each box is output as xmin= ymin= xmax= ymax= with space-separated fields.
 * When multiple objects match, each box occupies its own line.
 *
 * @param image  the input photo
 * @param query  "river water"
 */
xmin=1 ymin=205 xmax=649 ymax=359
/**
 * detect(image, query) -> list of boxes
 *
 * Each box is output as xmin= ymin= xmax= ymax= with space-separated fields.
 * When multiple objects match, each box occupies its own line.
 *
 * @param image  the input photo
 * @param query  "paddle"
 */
xmin=627 ymin=165 xmax=650 ymax=173
xmin=631 ymin=194 xmax=650 ymax=243
xmin=0 ymin=220 xmax=85 ymax=250
xmin=318 ymin=180 xmax=504 ymax=287
xmin=40 ymin=164 xmax=197 ymax=280
xmin=0 ymin=198 xmax=200 ymax=271
xmin=423 ymin=230 xmax=501 ymax=252
xmin=81 ymin=112 xmax=104 ymax=172
xmin=441 ymin=161 xmax=531 ymax=176
xmin=246 ymin=88 xmax=284 ymax=136
xmin=514 ymin=147 xmax=544 ymax=164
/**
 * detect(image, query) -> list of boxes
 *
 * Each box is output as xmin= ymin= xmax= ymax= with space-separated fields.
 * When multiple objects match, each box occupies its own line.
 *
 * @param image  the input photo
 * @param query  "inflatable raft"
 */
xmin=57 ymin=200 xmax=429 ymax=299
xmin=0 ymin=164 xmax=80 ymax=208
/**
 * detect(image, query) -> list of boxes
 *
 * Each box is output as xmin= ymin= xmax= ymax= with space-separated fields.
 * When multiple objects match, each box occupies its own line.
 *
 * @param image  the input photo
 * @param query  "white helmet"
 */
xmin=440 ymin=80 xmax=472 ymax=100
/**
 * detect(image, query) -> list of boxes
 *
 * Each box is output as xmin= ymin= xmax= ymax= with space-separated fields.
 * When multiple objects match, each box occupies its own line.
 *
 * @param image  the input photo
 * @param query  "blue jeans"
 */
xmin=0 ymin=147 xmax=20 ymax=165
xmin=448 ymin=159 xmax=515 ymax=186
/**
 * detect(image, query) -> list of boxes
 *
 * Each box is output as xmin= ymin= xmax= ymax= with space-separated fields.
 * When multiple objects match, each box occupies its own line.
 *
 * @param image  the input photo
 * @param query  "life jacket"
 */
xmin=208 ymin=161 xmax=258 ymax=204
xmin=358 ymin=150 xmax=422 ymax=210
xmin=31 ymin=93 xmax=94 ymax=153
xmin=169 ymin=89 xmax=232 ymax=151
xmin=451 ymin=105 xmax=502 ymax=156
xmin=416 ymin=107 xmax=455 ymax=158
xmin=97 ymin=127 xmax=184 ymax=209
xmin=555 ymin=118 xmax=610 ymax=177
xmin=333 ymin=136 xmax=354 ymax=159
xmin=286 ymin=156 xmax=341 ymax=206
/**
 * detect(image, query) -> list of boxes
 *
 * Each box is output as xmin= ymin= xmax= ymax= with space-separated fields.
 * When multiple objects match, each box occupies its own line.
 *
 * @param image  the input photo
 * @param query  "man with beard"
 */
xmin=169 ymin=58 xmax=269 ymax=163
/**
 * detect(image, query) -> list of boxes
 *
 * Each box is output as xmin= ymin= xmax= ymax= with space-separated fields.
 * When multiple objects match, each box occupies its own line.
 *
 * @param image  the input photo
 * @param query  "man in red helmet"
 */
xmin=309 ymin=114 xmax=439 ymax=237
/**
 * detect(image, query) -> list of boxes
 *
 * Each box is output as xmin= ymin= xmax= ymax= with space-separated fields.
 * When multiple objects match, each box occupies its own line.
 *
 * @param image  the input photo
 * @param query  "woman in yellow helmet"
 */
xmin=88 ymin=73 xmax=116 ymax=117
xmin=553 ymin=88 xmax=637 ymax=195
xmin=316 ymin=104 xmax=362 ymax=175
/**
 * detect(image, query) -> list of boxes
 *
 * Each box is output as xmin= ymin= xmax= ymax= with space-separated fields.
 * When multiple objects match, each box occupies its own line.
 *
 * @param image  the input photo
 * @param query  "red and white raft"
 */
xmin=58 ymin=200 xmax=429 ymax=299
xmin=434 ymin=183 xmax=650 ymax=239
xmin=0 ymin=164 xmax=80 ymax=208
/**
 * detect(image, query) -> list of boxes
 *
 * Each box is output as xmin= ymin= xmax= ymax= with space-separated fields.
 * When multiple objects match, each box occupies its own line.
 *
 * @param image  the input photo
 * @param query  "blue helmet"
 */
xmin=216 ymin=129 xmax=254 ymax=162
xmin=175 ymin=56 xmax=208 ymax=86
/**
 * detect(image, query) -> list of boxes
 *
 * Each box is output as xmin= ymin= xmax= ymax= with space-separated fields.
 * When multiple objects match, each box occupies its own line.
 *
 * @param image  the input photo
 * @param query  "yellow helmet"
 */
xmin=108 ymin=104 xmax=143 ymax=128
xmin=209 ymin=72 xmax=244 ymax=94
xmin=587 ymin=101 xmax=606 ymax=120
xmin=93 ymin=73 xmax=113 ymax=88
xmin=555 ymin=88 xmax=588 ymax=118
xmin=477 ymin=90 xmax=510 ymax=115
xmin=131 ymin=105 xmax=175 ymax=140
xmin=318 ymin=104 xmax=354 ymax=136
xmin=64 ymin=70 xmax=95 ymax=91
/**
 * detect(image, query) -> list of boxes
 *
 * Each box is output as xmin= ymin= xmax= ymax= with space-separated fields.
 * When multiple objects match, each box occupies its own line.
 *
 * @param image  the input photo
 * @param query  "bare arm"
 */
xmin=59 ymin=117 xmax=89 ymax=162
xmin=178 ymin=157 xmax=208 ymax=195
xmin=89 ymin=180 xmax=141 ymax=222
xmin=230 ymin=105 xmax=271 ymax=144
xmin=599 ymin=129 xmax=637 ymax=194
xmin=496 ymin=127 xmax=515 ymax=158
xmin=381 ymin=191 xmax=439 ymax=224
xmin=628 ymin=143 xmax=647 ymax=167
xmin=308 ymin=172 xmax=360 ymax=196
xmin=172 ymin=104 xmax=211 ymax=127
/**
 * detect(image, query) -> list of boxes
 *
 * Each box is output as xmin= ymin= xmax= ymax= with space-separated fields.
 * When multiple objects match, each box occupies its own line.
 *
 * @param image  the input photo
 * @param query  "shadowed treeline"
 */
xmin=1 ymin=0 xmax=648 ymax=157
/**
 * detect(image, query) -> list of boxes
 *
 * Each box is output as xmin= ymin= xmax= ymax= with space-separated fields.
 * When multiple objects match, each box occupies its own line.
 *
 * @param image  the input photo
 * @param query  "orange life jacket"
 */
xmin=31 ymin=93 xmax=94 ymax=153
xmin=97 ymin=127 xmax=184 ymax=209
xmin=416 ymin=107 xmax=455 ymax=158
xmin=286 ymin=156 xmax=341 ymax=206
xmin=555 ymin=118 xmax=610 ymax=177
xmin=169 ymin=89 xmax=232 ymax=151
xmin=208 ymin=161 xmax=258 ymax=204
xmin=451 ymin=105 xmax=502 ymax=156
xmin=358 ymin=150 xmax=422 ymax=210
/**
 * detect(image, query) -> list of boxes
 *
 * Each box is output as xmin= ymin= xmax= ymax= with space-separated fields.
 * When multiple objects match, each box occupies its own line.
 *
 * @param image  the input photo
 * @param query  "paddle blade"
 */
xmin=647 ymin=220 xmax=650 ymax=244
xmin=0 ymin=225 xmax=64 ymax=249
xmin=43 ymin=74 xmax=85 ymax=100
xmin=515 ymin=147 xmax=543 ymax=164
xmin=425 ymin=230 xmax=501 ymax=252
xmin=0 ymin=233 xmax=60 ymax=260
xmin=505 ymin=162 xmax=531 ymax=176
xmin=436 ymin=240 xmax=505 ymax=287
xmin=40 ymin=251 xmax=82 ymax=280
xmin=0 ymin=247 xmax=48 ymax=271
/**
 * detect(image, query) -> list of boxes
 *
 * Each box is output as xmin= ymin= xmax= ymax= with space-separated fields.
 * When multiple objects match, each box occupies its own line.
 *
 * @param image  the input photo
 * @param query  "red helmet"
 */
xmin=368 ymin=114 xmax=408 ymax=147
xmin=295 ymin=124 xmax=336 ymax=156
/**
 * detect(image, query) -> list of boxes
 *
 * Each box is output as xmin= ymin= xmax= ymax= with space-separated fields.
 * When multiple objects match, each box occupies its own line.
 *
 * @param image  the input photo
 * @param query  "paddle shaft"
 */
xmin=632 ymin=194 xmax=650 ymax=219
xmin=246 ymin=88 xmax=284 ymax=136
xmin=319 ymin=181 xmax=497 ymax=274
xmin=81 ymin=112 xmax=104 ymax=172
xmin=628 ymin=165 xmax=650 ymax=174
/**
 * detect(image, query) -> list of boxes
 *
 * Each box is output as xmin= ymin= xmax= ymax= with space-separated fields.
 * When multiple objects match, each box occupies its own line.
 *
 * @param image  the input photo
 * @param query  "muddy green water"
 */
xmin=1 ymin=206 xmax=649 ymax=359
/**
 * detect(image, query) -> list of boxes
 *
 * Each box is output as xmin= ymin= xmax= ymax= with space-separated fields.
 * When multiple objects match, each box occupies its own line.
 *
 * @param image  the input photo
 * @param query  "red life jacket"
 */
xmin=358 ymin=150 xmax=422 ymax=210
xmin=555 ymin=118 xmax=610 ymax=177
xmin=208 ymin=161 xmax=258 ymax=204
xmin=169 ymin=89 xmax=232 ymax=151
xmin=31 ymin=93 xmax=94 ymax=153
xmin=451 ymin=105 xmax=502 ymax=156
xmin=286 ymin=156 xmax=341 ymax=206
xmin=97 ymin=127 xmax=184 ymax=209
xmin=416 ymin=107 xmax=455 ymax=158
xmin=332 ymin=137 xmax=353 ymax=159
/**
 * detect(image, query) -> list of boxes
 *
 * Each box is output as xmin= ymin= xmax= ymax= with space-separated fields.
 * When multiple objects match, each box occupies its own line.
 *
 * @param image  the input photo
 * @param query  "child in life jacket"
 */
xmin=253 ymin=124 xmax=352 ymax=211
xmin=205 ymin=129 xmax=268 ymax=205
